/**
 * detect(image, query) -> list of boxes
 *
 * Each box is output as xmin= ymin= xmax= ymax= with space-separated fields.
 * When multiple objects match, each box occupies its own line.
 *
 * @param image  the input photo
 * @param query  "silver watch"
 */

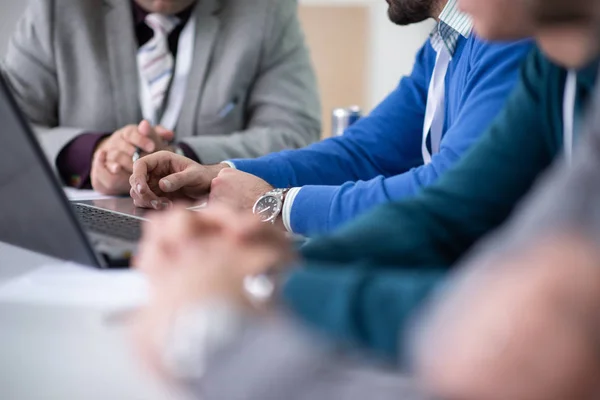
xmin=252 ymin=188 xmax=289 ymax=224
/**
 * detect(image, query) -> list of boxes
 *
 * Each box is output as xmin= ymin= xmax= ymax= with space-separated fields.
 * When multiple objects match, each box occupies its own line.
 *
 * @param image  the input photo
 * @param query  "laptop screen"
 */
xmin=0 ymin=74 xmax=100 ymax=267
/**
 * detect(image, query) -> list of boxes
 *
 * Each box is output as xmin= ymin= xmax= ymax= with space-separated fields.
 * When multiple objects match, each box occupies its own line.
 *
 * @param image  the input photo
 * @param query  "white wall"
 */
xmin=300 ymin=0 xmax=431 ymax=108
xmin=0 ymin=0 xmax=430 ymax=109
xmin=369 ymin=2 xmax=432 ymax=107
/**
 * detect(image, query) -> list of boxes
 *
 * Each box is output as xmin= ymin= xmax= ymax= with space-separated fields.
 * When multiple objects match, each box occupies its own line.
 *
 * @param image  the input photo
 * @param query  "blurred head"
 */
xmin=386 ymin=0 xmax=444 ymax=25
xmin=134 ymin=0 xmax=196 ymax=15
xmin=531 ymin=0 xmax=600 ymax=69
xmin=458 ymin=0 xmax=534 ymax=40
xmin=413 ymin=235 xmax=600 ymax=400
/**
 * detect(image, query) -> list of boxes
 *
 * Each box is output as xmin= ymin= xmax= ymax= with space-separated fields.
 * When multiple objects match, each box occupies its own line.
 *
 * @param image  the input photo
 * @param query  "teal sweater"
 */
xmin=282 ymin=48 xmax=598 ymax=359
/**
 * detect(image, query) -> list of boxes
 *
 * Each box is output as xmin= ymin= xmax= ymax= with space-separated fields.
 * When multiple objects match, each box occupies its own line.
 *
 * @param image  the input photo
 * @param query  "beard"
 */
xmin=387 ymin=0 xmax=435 ymax=25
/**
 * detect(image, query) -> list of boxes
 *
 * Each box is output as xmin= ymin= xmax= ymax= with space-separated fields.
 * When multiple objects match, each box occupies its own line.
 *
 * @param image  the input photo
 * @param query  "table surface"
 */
xmin=0 ymin=241 xmax=183 ymax=400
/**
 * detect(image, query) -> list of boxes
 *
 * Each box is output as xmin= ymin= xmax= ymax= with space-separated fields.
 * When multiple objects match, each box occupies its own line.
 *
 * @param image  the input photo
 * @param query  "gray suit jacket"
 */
xmin=2 ymin=0 xmax=321 ymax=165
xmin=196 ymin=315 xmax=428 ymax=400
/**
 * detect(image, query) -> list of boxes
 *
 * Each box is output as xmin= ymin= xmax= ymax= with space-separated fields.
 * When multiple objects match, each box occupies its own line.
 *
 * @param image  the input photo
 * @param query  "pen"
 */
xmin=132 ymin=138 xmax=174 ymax=163
xmin=132 ymin=147 xmax=142 ymax=163
xmin=218 ymin=98 xmax=238 ymax=118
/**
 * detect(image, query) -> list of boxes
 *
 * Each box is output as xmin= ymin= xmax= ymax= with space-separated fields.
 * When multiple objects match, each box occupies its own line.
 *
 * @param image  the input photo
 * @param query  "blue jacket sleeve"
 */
xmin=231 ymin=42 xmax=431 ymax=188
xmin=289 ymin=40 xmax=532 ymax=235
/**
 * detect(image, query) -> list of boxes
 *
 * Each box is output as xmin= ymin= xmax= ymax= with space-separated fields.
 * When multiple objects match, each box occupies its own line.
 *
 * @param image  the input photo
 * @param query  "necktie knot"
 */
xmin=145 ymin=13 xmax=179 ymax=37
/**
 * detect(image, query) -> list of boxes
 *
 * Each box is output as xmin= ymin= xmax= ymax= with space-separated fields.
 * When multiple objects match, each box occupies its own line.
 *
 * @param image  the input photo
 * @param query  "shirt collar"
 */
xmin=430 ymin=0 xmax=473 ymax=56
xmin=131 ymin=0 xmax=195 ymax=27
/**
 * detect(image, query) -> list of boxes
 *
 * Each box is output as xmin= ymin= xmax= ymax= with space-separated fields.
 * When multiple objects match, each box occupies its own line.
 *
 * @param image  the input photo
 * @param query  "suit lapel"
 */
xmin=177 ymin=0 xmax=222 ymax=138
xmin=103 ymin=0 xmax=142 ymax=127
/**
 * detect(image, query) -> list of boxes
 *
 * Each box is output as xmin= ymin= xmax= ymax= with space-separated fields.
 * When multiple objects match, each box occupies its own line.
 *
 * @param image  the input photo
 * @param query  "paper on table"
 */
xmin=0 ymin=263 xmax=148 ymax=312
xmin=63 ymin=187 xmax=117 ymax=201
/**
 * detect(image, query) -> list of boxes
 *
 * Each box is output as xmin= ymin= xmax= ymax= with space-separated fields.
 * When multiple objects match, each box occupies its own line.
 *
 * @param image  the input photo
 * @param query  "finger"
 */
xmin=94 ymin=149 xmax=108 ymax=165
xmin=91 ymin=150 xmax=109 ymax=190
xmin=130 ymin=152 xmax=164 ymax=194
xmin=106 ymin=162 xmax=122 ymax=174
xmin=93 ymin=150 xmax=116 ymax=178
xmin=138 ymin=120 xmax=172 ymax=145
xmin=159 ymin=169 xmax=196 ymax=193
xmin=116 ymin=139 xmax=137 ymax=157
xmin=136 ymin=220 xmax=170 ymax=274
xmin=164 ymin=207 xmax=197 ymax=237
xmin=155 ymin=126 xmax=175 ymax=141
xmin=123 ymin=127 xmax=156 ymax=153
xmin=144 ymin=208 xmax=197 ymax=257
xmin=131 ymin=152 xmax=177 ymax=188
xmin=132 ymin=191 xmax=165 ymax=210
xmin=138 ymin=120 xmax=153 ymax=137
xmin=106 ymin=151 xmax=134 ymax=173
xmin=187 ymin=205 xmax=243 ymax=237
xmin=130 ymin=166 xmax=162 ymax=210
xmin=130 ymin=157 xmax=151 ymax=194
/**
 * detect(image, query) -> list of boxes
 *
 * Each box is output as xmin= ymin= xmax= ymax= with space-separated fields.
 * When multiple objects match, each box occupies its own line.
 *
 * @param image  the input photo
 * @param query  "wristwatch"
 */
xmin=252 ymin=188 xmax=290 ymax=224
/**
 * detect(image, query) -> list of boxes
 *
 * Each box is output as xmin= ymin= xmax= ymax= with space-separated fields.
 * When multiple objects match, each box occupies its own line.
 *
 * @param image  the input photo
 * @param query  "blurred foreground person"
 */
xmin=414 ymin=235 xmax=600 ymax=400
xmin=132 ymin=207 xmax=429 ymax=400
xmin=413 ymin=2 xmax=600 ymax=398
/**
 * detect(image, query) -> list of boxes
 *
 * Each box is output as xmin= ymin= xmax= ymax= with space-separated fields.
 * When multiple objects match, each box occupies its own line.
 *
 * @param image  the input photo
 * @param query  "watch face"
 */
xmin=253 ymin=195 xmax=282 ymax=223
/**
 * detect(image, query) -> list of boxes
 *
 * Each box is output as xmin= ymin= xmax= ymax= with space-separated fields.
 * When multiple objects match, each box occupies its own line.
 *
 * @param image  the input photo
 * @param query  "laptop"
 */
xmin=0 ymin=73 xmax=146 ymax=268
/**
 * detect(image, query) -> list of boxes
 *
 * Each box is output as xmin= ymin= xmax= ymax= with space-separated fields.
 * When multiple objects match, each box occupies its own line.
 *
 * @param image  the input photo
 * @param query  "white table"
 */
xmin=0 ymin=242 xmax=185 ymax=400
xmin=0 ymin=241 xmax=59 ymax=281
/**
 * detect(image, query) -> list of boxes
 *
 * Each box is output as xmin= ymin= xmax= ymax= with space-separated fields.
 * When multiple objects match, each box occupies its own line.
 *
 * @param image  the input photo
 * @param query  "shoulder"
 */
xmin=218 ymin=0 xmax=299 ymax=31
xmin=22 ymin=0 xmax=104 ymax=28
xmin=219 ymin=0 xmax=297 ymax=17
xmin=466 ymin=35 xmax=534 ymax=64
xmin=519 ymin=47 xmax=567 ymax=100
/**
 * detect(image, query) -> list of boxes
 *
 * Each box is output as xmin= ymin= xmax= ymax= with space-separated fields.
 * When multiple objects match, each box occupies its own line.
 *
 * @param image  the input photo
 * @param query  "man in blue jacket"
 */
xmin=128 ymin=0 xmax=531 ymax=237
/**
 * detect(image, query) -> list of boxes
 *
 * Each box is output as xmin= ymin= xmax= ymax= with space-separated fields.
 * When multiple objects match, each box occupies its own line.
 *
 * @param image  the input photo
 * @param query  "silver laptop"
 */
xmin=0 ymin=73 xmax=147 ymax=268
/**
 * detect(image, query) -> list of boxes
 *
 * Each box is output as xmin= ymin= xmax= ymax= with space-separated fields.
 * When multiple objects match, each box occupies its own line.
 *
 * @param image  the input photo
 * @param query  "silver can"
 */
xmin=331 ymin=106 xmax=362 ymax=136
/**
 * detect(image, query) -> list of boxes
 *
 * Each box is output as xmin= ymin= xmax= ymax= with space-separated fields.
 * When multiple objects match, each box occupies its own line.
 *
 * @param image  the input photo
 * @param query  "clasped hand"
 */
xmin=91 ymin=120 xmax=174 ymax=195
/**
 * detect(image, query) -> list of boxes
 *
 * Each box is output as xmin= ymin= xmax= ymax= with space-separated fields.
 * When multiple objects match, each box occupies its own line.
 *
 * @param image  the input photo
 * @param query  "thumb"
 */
xmin=159 ymin=170 xmax=195 ymax=193
xmin=138 ymin=120 xmax=152 ymax=137
xmin=155 ymin=126 xmax=175 ymax=141
xmin=94 ymin=149 xmax=107 ymax=164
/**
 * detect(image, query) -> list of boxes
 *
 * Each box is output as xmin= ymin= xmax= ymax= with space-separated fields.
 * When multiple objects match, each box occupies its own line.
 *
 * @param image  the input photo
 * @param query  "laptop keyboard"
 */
xmin=72 ymin=203 xmax=143 ymax=243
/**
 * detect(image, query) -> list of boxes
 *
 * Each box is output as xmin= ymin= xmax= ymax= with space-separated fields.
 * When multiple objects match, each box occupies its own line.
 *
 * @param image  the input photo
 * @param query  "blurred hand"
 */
xmin=129 ymin=152 xmax=230 ymax=210
xmin=91 ymin=120 xmax=174 ymax=195
xmin=415 ymin=235 xmax=600 ymax=400
xmin=209 ymin=168 xmax=274 ymax=215
xmin=132 ymin=205 xmax=296 ymax=374
xmin=136 ymin=205 xmax=295 ymax=283
xmin=90 ymin=150 xmax=131 ymax=195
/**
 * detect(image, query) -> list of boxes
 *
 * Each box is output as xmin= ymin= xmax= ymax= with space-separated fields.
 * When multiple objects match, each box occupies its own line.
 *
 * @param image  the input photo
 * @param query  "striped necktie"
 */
xmin=137 ymin=13 xmax=179 ymax=119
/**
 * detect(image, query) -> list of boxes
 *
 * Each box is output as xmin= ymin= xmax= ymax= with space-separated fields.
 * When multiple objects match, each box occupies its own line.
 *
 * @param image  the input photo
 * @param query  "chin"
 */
xmin=137 ymin=0 xmax=193 ymax=15
xmin=473 ymin=21 xmax=533 ymax=42
xmin=537 ymin=29 xmax=600 ymax=69
xmin=540 ymin=43 xmax=598 ymax=69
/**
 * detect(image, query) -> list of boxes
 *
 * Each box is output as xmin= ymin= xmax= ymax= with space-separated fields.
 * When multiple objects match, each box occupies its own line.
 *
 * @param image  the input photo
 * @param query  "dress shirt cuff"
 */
xmin=56 ymin=132 xmax=111 ymax=188
xmin=287 ymin=185 xmax=338 ymax=236
xmin=282 ymin=187 xmax=302 ymax=233
xmin=177 ymin=142 xmax=200 ymax=163
xmin=221 ymin=161 xmax=237 ymax=169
